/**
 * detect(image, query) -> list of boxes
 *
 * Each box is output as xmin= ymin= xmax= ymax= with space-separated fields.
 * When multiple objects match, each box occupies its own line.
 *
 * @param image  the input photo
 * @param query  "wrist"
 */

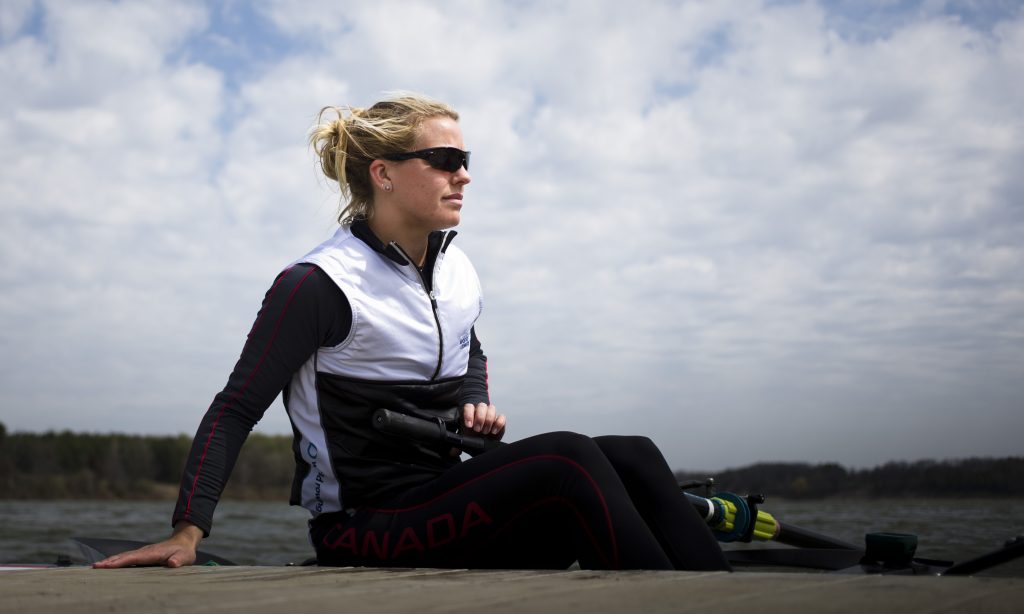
xmin=171 ymin=521 xmax=203 ymax=549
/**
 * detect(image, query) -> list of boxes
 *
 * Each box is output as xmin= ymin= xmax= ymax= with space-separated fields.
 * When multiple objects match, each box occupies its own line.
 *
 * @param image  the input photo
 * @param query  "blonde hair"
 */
xmin=310 ymin=92 xmax=460 ymax=224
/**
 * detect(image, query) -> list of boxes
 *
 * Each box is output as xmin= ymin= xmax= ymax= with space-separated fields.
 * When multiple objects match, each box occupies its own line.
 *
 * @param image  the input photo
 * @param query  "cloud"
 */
xmin=1 ymin=0 xmax=1021 ymax=470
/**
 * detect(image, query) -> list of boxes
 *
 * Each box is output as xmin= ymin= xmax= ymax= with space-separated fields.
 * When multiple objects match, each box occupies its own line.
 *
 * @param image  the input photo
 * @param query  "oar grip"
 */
xmin=373 ymin=408 xmax=447 ymax=442
xmin=372 ymin=408 xmax=502 ymax=455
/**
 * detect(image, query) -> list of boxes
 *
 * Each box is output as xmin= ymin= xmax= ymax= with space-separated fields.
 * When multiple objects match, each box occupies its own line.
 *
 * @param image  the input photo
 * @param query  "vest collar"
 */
xmin=349 ymin=219 xmax=457 ymax=268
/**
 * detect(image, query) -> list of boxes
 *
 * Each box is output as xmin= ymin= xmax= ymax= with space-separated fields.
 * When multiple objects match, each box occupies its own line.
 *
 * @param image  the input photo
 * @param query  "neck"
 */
xmin=367 ymin=214 xmax=429 ymax=267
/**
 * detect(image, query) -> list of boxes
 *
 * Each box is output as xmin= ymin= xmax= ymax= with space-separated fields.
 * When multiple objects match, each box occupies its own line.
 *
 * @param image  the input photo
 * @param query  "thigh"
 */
xmin=311 ymin=431 xmax=671 ymax=570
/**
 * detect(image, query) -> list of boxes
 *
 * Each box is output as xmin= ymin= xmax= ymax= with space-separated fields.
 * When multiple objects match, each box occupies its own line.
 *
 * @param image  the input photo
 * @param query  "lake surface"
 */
xmin=1 ymin=498 xmax=1021 ymax=575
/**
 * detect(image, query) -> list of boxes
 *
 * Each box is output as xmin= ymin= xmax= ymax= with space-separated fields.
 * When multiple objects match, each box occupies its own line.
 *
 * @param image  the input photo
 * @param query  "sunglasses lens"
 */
xmin=427 ymin=149 xmax=468 ymax=172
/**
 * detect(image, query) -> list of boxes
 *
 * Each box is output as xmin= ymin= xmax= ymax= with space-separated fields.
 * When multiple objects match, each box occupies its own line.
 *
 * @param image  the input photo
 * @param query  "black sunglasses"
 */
xmin=381 ymin=147 xmax=470 ymax=172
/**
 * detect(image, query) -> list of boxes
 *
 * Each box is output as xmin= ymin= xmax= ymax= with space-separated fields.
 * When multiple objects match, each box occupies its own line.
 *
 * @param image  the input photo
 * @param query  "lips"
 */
xmin=443 ymin=193 xmax=463 ymax=201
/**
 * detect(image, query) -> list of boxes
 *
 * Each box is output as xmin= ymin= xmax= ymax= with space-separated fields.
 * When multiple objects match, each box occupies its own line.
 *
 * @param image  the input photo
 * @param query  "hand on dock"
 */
xmin=93 ymin=522 xmax=202 ymax=568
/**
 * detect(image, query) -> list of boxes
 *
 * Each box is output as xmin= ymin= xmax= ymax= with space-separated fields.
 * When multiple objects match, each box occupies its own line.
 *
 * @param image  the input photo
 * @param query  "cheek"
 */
xmin=415 ymin=177 xmax=445 ymax=201
xmin=404 ymin=180 xmax=442 ymax=218
xmin=412 ymin=182 xmax=436 ymax=207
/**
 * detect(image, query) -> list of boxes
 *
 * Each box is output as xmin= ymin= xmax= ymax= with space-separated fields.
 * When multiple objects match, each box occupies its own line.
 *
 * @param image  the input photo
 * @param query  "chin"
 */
xmin=439 ymin=213 xmax=461 ymax=229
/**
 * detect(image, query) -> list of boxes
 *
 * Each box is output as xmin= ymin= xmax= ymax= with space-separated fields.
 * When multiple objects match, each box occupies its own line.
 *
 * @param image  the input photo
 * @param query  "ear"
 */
xmin=369 ymin=160 xmax=390 ymax=185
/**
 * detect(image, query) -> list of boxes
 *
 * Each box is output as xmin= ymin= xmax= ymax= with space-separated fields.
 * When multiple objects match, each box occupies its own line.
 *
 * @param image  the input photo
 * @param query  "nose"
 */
xmin=453 ymin=165 xmax=471 ymax=185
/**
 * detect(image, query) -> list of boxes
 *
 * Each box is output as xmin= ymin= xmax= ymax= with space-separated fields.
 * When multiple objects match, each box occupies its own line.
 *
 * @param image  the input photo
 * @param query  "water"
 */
xmin=1 ymin=499 xmax=1021 ymax=574
xmin=0 ymin=500 xmax=312 ymax=566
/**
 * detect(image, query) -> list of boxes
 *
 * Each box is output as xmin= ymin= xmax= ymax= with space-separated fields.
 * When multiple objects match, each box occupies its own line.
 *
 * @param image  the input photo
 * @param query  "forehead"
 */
xmin=413 ymin=116 xmax=464 ymax=149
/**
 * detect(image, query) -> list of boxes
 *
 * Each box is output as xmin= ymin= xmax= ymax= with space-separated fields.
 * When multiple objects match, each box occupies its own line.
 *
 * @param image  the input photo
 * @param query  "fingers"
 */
xmin=462 ymin=402 xmax=490 ymax=433
xmin=462 ymin=403 xmax=506 ymax=437
xmin=93 ymin=542 xmax=196 ymax=569
xmin=92 ymin=555 xmax=122 ymax=569
xmin=94 ymin=546 xmax=160 ymax=569
xmin=492 ymin=413 xmax=507 ymax=440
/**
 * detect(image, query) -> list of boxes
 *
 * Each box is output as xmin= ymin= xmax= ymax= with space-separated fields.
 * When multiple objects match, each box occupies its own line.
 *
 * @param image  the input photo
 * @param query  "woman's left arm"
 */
xmin=460 ymin=328 xmax=505 ymax=438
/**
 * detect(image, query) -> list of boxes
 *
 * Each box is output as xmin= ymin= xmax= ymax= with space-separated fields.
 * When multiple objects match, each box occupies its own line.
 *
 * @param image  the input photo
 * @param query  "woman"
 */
xmin=95 ymin=93 xmax=730 ymax=571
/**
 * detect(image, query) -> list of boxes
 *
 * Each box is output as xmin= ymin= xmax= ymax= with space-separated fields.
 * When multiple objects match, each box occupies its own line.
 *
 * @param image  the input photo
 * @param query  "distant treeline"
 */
xmin=675 ymin=457 xmax=1024 ymax=499
xmin=2 ymin=423 xmax=1022 ymax=500
xmin=0 ymin=423 xmax=292 ymax=500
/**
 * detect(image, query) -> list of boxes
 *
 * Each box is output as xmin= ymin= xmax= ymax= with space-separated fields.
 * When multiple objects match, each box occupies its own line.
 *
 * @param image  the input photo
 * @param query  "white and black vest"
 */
xmin=284 ymin=224 xmax=483 ymax=516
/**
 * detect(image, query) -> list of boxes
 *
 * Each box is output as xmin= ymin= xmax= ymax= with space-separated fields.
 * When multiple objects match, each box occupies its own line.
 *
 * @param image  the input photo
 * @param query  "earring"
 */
xmin=383 ymin=184 xmax=392 ymax=192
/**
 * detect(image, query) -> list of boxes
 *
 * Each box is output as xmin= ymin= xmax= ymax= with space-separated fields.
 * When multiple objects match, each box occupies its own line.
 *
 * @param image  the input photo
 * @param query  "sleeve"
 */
xmin=457 ymin=327 xmax=490 ymax=407
xmin=171 ymin=264 xmax=350 ymax=536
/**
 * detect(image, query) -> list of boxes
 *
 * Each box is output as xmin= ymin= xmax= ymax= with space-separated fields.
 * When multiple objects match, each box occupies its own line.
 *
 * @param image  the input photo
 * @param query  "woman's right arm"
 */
xmin=94 ymin=264 xmax=351 ymax=568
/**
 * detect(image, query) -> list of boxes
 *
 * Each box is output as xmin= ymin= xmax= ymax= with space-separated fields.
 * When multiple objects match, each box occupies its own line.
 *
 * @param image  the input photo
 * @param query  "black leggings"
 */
xmin=310 ymin=432 xmax=730 ymax=571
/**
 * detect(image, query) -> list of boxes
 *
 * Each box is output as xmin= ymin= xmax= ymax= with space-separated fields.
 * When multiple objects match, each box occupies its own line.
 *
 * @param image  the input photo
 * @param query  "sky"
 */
xmin=1 ymin=0 xmax=1022 ymax=472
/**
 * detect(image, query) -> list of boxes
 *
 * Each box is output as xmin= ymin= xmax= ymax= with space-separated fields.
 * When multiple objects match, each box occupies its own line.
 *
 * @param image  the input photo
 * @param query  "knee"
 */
xmin=517 ymin=431 xmax=622 ymax=476
xmin=595 ymin=435 xmax=659 ymax=458
xmin=530 ymin=431 xmax=602 ymax=459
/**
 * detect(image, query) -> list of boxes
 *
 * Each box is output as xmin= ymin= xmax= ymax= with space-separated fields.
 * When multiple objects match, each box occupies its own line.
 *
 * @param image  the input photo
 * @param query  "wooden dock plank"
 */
xmin=1 ymin=566 xmax=1021 ymax=613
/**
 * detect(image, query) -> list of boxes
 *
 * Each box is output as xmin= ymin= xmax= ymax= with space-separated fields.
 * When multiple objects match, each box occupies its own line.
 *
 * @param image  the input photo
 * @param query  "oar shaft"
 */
xmin=775 ymin=522 xmax=860 ymax=550
xmin=684 ymin=492 xmax=720 ymax=524
xmin=941 ymin=536 xmax=1024 ymax=576
xmin=684 ymin=491 xmax=860 ymax=550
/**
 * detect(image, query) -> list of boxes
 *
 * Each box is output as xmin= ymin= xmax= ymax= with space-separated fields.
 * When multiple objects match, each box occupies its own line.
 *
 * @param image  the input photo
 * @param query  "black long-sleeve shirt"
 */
xmin=171 ymin=263 xmax=490 ymax=536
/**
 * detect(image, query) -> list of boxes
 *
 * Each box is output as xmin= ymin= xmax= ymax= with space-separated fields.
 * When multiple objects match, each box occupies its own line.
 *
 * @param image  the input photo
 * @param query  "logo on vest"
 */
xmin=459 ymin=331 xmax=470 ymax=348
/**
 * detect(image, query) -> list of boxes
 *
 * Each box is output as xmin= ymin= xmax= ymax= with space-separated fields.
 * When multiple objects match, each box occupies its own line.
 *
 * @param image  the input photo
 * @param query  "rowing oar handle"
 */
xmin=372 ymin=408 xmax=504 ymax=455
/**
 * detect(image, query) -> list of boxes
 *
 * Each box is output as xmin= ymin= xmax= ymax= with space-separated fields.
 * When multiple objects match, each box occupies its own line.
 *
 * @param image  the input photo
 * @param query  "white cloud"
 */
xmin=1 ymin=0 xmax=1021 ymax=470
xmin=0 ymin=0 xmax=36 ymax=40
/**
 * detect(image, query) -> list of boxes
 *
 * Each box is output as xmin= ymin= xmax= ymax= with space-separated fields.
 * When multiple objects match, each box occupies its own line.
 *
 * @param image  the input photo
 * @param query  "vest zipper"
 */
xmin=424 ymin=287 xmax=443 ymax=380
xmin=390 ymin=242 xmax=444 ymax=380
